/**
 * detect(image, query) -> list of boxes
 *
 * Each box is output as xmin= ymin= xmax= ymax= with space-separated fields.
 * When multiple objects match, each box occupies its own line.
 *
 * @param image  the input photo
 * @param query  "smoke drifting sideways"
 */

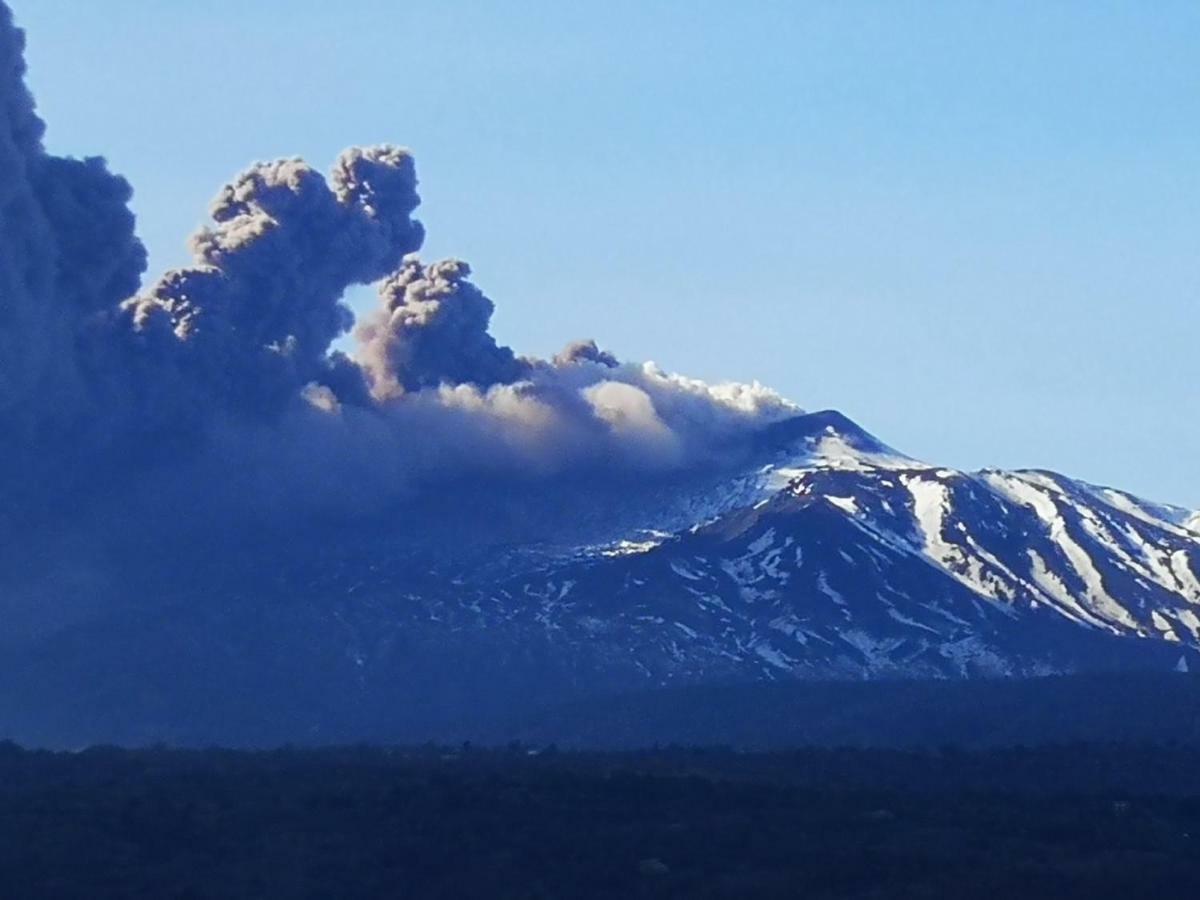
xmin=0 ymin=3 xmax=796 ymax=562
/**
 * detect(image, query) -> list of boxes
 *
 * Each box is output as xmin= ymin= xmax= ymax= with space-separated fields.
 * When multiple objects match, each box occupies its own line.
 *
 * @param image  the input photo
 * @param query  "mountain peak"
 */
xmin=4 ymin=407 xmax=1199 ymax=747
xmin=758 ymin=410 xmax=891 ymax=456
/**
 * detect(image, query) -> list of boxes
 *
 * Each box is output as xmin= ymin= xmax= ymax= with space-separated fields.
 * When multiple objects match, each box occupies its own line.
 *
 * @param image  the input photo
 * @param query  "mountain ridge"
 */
xmin=3 ymin=409 xmax=1198 ymax=747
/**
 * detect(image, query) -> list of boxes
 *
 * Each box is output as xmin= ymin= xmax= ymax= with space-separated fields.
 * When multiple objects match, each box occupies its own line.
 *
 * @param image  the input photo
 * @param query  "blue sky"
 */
xmin=15 ymin=0 xmax=1200 ymax=506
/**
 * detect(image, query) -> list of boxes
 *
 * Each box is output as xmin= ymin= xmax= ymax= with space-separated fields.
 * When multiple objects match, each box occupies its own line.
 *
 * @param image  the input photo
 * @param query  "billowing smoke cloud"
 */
xmin=124 ymin=149 xmax=424 ymax=416
xmin=0 ymin=1 xmax=796 ymax=575
xmin=0 ymin=7 xmax=146 ymax=499
xmin=356 ymin=257 xmax=525 ymax=398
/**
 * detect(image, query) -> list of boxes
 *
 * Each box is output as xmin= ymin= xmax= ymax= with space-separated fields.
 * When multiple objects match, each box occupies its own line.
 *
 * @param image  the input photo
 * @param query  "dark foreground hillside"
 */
xmin=506 ymin=672 xmax=1200 ymax=749
xmin=2 ymin=742 xmax=1200 ymax=899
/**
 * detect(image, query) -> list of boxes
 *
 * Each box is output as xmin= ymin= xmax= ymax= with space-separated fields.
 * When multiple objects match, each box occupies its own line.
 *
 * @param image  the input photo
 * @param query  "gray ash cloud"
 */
xmin=0 ymin=1 xmax=796 ymax=567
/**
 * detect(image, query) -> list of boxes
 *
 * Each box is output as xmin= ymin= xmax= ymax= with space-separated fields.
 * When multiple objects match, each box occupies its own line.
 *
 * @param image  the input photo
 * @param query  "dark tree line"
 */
xmin=1 ymin=740 xmax=1200 ymax=898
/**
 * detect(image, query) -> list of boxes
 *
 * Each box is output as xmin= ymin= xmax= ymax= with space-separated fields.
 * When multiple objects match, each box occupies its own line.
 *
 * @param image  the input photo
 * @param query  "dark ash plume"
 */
xmin=356 ymin=256 xmax=526 ymax=398
xmin=124 ymin=148 xmax=425 ymax=415
xmin=554 ymin=339 xmax=620 ymax=369
xmin=0 ymin=5 xmax=146 ymax=483
xmin=0 ymin=0 xmax=797 ymax=610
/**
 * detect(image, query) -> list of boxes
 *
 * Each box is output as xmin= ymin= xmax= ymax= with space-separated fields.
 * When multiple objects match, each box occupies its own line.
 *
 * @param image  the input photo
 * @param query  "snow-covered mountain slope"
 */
xmin=391 ymin=410 xmax=1200 ymax=686
xmin=3 ymin=410 xmax=1198 ymax=746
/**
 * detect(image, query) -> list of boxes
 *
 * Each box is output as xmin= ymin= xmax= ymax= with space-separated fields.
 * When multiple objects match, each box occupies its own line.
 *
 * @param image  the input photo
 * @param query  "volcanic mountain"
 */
xmin=1 ymin=0 xmax=1197 ymax=748
xmin=5 ymin=410 xmax=1198 ymax=747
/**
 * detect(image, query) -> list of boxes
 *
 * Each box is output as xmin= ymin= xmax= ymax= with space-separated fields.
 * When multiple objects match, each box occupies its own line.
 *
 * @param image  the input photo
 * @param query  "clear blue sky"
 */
xmin=14 ymin=0 xmax=1200 ymax=506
